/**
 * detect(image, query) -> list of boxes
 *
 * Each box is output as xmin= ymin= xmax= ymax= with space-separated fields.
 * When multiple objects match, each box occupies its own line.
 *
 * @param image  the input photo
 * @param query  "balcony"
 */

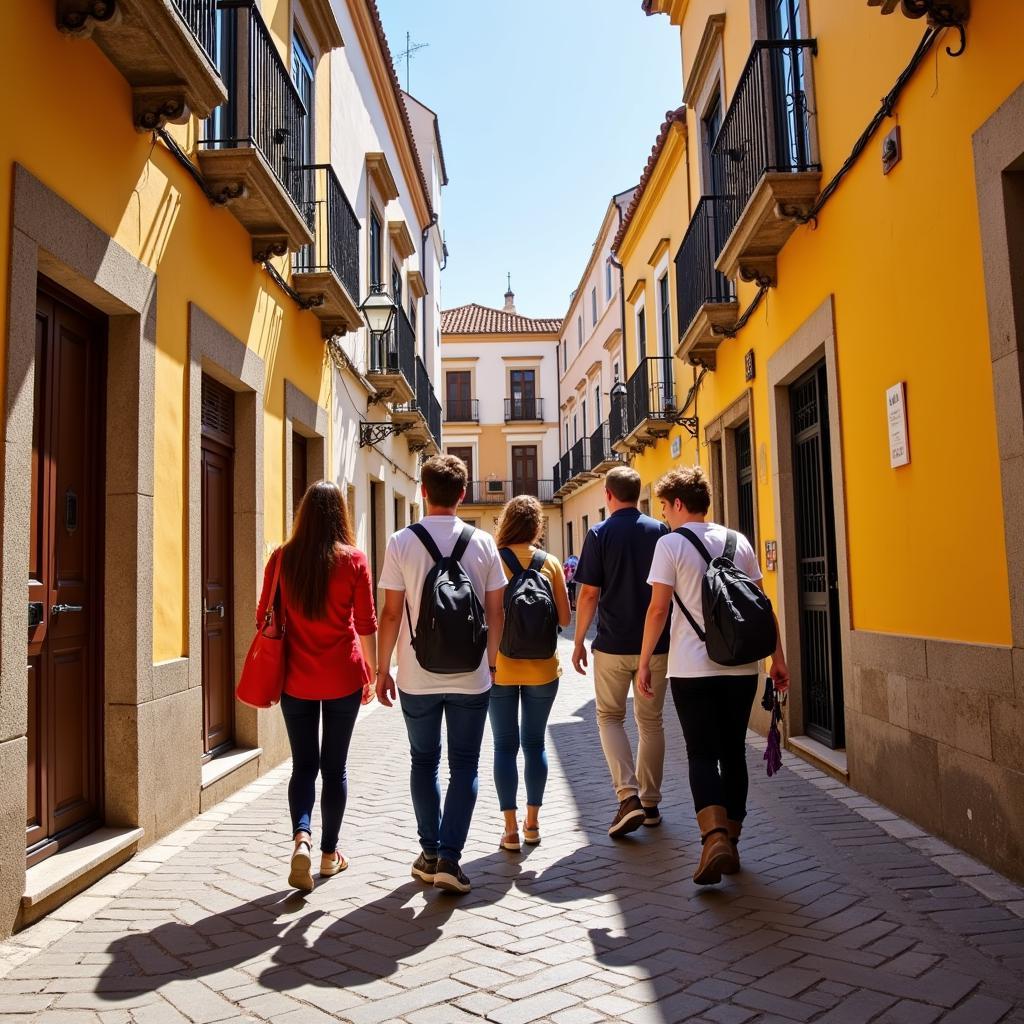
xmin=505 ymin=397 xmax=545 ymax=422
xmin=292 ymin=165 xmax=362 ymax=335
xmin=464 ymin=480 xmax=558 ymax=505
xmin=674 ymin=196 xmax=738 ymax=370
xmin=555 ymin=451 xmax=575 ymax=497
xmin=197 ymin=0 xmax=314 ymax=261
xmin=444 ymin=399 xmax=479 ymax=423
xmin=57 ymin=0 xmax=227 ymax=131
xmin=710 ymin=39 xmax=821 ymax=285
xmin=612 ymin=356 xmax=675 ymax=455
xmin=366 ymin=307 xmax=416 ymax=405
xmin=570 ymin=437 xmax=595 ymax=483
xmin=392 ymin=356 xmax=441 ymax=454
xmin=589 ymin=421 xmax=623 ymax=474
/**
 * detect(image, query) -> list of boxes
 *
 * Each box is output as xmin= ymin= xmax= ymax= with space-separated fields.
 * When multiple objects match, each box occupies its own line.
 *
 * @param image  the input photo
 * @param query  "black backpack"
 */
xmin=673 ymin=527 xmax=777 ymax=667
xmin=405 ymin=523 xmax=488 ymax=674
xmin=499 ymin=548 xmax=559 ymax=660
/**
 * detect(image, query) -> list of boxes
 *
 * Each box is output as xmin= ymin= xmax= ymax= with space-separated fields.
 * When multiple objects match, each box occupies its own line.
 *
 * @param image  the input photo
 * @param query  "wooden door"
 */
xmin=447 ymin=446 xmax=474 ymax=503
xmin=200 ymin=376 xmax=235 ymax=757
xmin=510 ymin=369 xmax=536 ymax=420
xmin=446 ymin=371 xmax=471 ymax=421
xmin=511 ymin=445 xmax=538 ymax=498
xmin=292 ymin=432 xmax=307 ymax=521
xmin=28 ymin=286 xmax=105 ymax=863
xmin=791 ymin=362 xmax=845 ymax=748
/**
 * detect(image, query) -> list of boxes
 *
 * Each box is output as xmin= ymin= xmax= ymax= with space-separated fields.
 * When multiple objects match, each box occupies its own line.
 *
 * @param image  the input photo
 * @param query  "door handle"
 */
xmin=204 ymin=601 xmax=225 ymax=618
xmin=51 ymin=604 xmax=83 ymax=616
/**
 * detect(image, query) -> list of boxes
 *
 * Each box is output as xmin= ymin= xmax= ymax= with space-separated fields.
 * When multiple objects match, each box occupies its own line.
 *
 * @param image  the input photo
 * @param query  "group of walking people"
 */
xmin=257 ymin=454 xmax=788 ymax=896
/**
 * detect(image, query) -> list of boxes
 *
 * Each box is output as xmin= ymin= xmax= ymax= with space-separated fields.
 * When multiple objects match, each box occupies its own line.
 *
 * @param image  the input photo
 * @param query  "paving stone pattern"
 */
xmin=1 ymin=637 xmax=1023 ymax=1024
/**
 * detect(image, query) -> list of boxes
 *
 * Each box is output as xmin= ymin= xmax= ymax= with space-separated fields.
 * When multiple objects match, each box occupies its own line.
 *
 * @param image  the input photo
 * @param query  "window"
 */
xmin=446 ymin=371 xmax=471 ymax=421
xmin=613 ymin=360 xmax=620 ymax=382
xmin=599 ymin=507 xmax=606 ymax=521
xmin=291 ymin=33 xmax=315 ymax=166
xmin=582 ymin=514 xmax=589 ymax=536
xmin=409 ymin=296 xmax=418 ymax=346
xmin=591 ymin=287 xmax=597 ymax=326
xmin=509 ymin=368 xmax=537 ymax=419
xmin=566 ymin=521 xmax=574 ymax=557
xmin=369 ymin=209 xmax=382 ymax=288
xmin=704 ymin=92 xmax=724 ymax=193
xmin=564 ymin=421 xmax=569 ymax=451
xmin=637 ymin=306 xmax=647 ymax=362
xmin=605 ymin=261 xmax=613 ymax=301
xmin=391 ymin=261 xmax=403 ymax=307
xmin=572 ymin=413 xmax=578 ymax=443
xmin=447 ymin=445 xmax=474 ymax=483
xmin=577 ymin=315 xmax=583 ymax=350
xmin=735 ymin=422 xmax=756 ymax=544
xmin=594 ymin=385 xmax=602 ymax=426
xmin=581 ymin=398 xmax=587 ymax=436
xmin=658 ymin=275 xmax=673 ymax=401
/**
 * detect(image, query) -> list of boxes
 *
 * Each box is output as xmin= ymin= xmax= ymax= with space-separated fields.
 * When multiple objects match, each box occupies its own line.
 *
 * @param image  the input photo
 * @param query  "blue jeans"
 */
xmin=280 ymin=690 xmax=361 ymax=853
xmin=399 ymin=689 xmax=490 ymax=863
xmin=488 ymin=681 xmax=559 ymax=811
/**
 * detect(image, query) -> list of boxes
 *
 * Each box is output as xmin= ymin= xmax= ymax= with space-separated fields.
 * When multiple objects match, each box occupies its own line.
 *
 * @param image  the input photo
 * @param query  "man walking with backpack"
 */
xmin=376 ymin=454 xmax=506 ymax=893
xmin=637 ymin=466 xmax=788 ymax=885
xmin=571 ymin=466 xmax=671 ymax=838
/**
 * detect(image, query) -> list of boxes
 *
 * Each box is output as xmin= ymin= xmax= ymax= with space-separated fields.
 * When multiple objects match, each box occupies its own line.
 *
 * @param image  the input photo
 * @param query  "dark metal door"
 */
xmin=791 ymin=362 xmax=844 ymax=748
xmin=200 ymin=376 xmax=235 ymax=757
xmin=735 ymin=421 xmax=755 ymax=545
xmin=28 ymin=287 xmax=105 ymax=864
xmin=292 ymin=432 xmax=307 ymax=521
xmin=511 ymin=445 xmax=538 ymax=497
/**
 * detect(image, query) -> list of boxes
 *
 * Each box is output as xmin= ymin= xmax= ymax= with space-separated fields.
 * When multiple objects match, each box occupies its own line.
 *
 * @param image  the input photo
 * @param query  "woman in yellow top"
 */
xmin=490 ymin=496 xmax=572 ymax=851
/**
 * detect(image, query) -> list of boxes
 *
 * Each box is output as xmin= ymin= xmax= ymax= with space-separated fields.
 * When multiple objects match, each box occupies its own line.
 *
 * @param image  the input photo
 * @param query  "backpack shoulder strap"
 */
xmin=528 ymin=549 xmax=548 ymax=573
xmin=408 ymin=522 xmax=443 ymax=564
xmin=499 ymin=547 xmax=524 ymax=577
xmin=677 ymin=527 xmax=713 ymax=565
xmin=723 ymin=530 xmax=738 ymax=563
xmin=673 ymin=592 xmax=707 ymax=642
xmin=451 ymin=524 xmax=475 ymax=564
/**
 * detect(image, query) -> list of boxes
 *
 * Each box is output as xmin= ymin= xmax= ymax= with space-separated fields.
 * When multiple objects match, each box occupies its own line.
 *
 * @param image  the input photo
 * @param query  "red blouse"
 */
xmin=256 ymin=546 xmax=377 ymax=700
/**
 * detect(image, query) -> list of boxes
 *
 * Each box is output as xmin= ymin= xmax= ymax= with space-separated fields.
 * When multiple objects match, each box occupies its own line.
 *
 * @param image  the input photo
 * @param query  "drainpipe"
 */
xmin=420 ymin=213 xmax=439 ymax=366
xmin=609 ymin=251 xmax=628 ymax=381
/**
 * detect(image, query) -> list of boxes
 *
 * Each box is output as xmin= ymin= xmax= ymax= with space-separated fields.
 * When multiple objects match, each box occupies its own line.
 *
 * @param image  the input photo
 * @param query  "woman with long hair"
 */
xmin=255 ymin=480 xmax=377 ymax=893
xmin=489 ymin=496 xmax=571 ymax=851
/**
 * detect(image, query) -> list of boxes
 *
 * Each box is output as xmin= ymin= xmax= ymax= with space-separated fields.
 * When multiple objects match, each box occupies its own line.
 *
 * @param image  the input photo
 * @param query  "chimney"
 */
xmin=503 ymin=272 xmax=516 ymax=314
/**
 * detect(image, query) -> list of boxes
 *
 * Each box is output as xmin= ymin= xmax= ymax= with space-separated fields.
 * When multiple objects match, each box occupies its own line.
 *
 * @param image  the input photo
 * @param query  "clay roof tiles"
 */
xmin=611 ymin=106 xmax=687 ymax=255
xmin=442 ymin=304 xmax=562 ymax=336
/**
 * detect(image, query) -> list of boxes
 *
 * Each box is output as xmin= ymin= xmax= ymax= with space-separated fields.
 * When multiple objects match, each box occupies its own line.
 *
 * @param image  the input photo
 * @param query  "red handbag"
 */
xmin=236 ymin=551 xmax=287 ymax=709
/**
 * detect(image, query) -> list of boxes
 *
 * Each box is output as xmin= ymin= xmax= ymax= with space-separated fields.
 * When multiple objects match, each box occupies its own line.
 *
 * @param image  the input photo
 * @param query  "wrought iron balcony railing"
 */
xmin=674 ymin=196 xmax=737 ymax=339
xmin=172 ymin=0 xmax=218 ymax=65
xmin=589 ymin=421 xmax=622 ymax=471
xmin=444 ymin=399 xmax=479 ymax=423
xmin=609 ymin=388 xmax=627 ymax=443
xmin=505 ymin=397 xmax=544 ymax=422
xmin=709 ymin=38 xmax=819 ymax=256
xmin=293 ymin=164 xmax=360 ymax=303
xmin=464 ymin=480 xmax=557 ymax=504
xmin=553 ymin=462 xmax=561 ymax=492
xmin=368 ymin=306 xmax=416 ymax=386
xmin=570 ymin=438 xmax=591 ymax=479
xmin=199 ymin=0 xmax=311 ymax=220
xmin=559 ymin=451 xmax=571 ymax=487
xmin=414 ymin=355 xmax=442 ymax=447
xmin=625 ymin=356 xmax=674 ymax=436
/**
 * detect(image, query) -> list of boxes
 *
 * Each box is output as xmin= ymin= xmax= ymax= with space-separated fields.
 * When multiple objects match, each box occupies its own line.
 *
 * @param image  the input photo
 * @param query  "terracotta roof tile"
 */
xmin=611 ymin=106 xmax=687 ymax=254
xmin=442 ymin=304 xmax=562 ymax=336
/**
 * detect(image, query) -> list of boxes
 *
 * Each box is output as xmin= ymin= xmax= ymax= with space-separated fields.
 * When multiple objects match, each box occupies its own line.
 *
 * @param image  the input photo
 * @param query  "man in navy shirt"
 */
xmin=572 ymin=466 xmax=671 ymax=837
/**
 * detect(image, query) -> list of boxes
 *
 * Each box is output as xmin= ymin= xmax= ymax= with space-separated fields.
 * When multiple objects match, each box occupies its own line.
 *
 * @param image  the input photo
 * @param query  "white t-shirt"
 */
xmin=647 ymin=522 xmax=765 ymax=679
xmin=378 ymin=516 xmax=506 ymax=695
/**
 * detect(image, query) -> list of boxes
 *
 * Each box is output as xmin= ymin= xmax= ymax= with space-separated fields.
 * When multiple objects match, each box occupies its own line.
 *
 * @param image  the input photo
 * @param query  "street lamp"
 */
xmin=359 ymin=283 xmax=397 ymax=335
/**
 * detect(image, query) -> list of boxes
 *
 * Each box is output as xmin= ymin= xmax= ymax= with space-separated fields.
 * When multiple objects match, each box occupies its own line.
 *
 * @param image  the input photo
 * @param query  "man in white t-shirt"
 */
xmin=376 ymin=454 xmax=506 ymax=894
xmin=637 ymin=466 xmax=789 ymax=886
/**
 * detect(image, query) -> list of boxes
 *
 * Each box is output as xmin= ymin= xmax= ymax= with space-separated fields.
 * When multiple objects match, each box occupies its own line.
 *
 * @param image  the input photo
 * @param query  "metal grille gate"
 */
xmin=791 ymin=362 xmax=844 ymax=748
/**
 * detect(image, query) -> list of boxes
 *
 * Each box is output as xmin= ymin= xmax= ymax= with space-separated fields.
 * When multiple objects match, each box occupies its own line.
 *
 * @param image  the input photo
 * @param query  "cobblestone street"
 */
xmin=1 ymin=638 xmax=1023 ymax=1024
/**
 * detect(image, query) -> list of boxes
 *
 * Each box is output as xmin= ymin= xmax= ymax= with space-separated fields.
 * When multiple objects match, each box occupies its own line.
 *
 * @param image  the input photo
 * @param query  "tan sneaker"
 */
xmin=320 ymin=851 xmax=348 ymax=877
xmin=288 ymin=839 xmax=314 ymax=893
xmin=500 ymin=830 xmax=521 ymax=851
xmin=523 ymin=824 xmax=541 ymax=845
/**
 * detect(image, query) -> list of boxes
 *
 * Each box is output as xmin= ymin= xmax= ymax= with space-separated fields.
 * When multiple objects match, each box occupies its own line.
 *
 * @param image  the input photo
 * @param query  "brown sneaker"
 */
xmin=608 ymin=795 xmax=645 ymax=838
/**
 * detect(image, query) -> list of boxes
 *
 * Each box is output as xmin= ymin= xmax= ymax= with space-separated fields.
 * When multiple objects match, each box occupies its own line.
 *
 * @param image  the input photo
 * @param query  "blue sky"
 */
xmin=378 ymin=1 xmax=682 ymax=320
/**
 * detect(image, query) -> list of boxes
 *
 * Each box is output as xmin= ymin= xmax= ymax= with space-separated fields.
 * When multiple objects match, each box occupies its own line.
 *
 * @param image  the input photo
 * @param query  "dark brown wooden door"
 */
xmin=446 ymin=372 xmax=472 ymax=420
xmin=28 ymin=287 xmax=105 ymax=863
xmin=292 ymin=432 xmax=307 ymax=521
xmin=201 ymin=376 xmax=235 ymax=757
xmin=510 ymin=370 xmax=536 ymax=420
xmin=512 ymin=445 xmax=538 ymax=497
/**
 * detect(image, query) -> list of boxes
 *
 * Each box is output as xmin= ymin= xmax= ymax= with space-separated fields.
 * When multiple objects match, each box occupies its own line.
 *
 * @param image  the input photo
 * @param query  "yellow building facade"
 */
xmin=441 ymin=298 xmax=563 ymax=557
xmin=616 ymin=0 xmax=1024 ymax=879
xmin=0 ymin=0 xmax=442 ymax=934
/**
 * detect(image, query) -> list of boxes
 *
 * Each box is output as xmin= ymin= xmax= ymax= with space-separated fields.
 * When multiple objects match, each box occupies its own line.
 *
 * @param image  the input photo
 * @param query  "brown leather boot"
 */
xmin=693 ymin=806 xmax=738 ymax=885
xmin=722 ymin=820 xmax=741 ymax=875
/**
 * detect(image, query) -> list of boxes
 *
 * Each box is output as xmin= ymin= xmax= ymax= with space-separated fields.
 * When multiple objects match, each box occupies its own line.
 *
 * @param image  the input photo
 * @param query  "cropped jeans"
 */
xmin=399 ymin=689 xmax=490 ymax=864
xmin=280 ymin=689 xmax=361 ymax=853
xmin=488 ymin=681 xmax=559 ymax=811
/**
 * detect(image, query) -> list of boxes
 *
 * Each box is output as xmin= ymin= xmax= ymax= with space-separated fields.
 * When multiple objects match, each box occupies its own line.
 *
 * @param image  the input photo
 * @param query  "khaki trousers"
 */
xmin=593 ymin=652 xmax=669 ymax=805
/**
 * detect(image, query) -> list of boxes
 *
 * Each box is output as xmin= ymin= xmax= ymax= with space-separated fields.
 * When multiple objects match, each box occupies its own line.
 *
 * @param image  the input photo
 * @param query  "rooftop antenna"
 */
xmin=506 ymin=272 xmax=511 ymax=292
xmin=398 ymin=31 xmax=428 ymax=92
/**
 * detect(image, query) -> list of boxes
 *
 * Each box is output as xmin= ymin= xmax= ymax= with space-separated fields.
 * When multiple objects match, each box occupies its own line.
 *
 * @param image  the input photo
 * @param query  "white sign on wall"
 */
xmin=671 ymin=435 xmax=682 ymax=459
xmin=887 ymin=382 xmax=910 ymax=468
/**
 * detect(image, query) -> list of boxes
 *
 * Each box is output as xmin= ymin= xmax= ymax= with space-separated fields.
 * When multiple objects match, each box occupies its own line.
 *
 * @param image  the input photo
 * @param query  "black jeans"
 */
xmin=670 ymin=675 xmax=758 ymax=822
xmin=280 ymin=690 xmax=361 ymax=852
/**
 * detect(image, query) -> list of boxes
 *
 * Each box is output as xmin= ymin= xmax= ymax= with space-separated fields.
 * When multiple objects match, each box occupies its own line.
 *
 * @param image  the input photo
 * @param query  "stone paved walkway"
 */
xmin=2 ymin=637 xmax=1024 ymax=1024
